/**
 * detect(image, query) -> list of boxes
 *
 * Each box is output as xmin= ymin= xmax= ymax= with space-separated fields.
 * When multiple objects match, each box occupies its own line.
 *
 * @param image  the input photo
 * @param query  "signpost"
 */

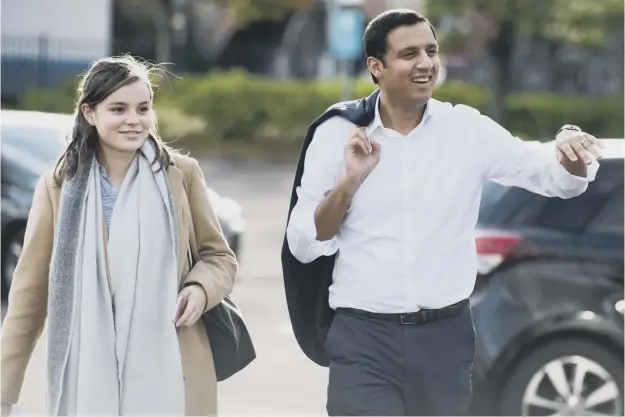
xmin=326 ymin=0 xmax=365 ymax=100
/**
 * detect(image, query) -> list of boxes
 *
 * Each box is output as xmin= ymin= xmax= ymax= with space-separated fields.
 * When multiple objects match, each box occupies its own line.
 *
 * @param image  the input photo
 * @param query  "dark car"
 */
xmin=1 ymin=110 xmax=244 ymax=296
xmin=469 ymin=139 xmax=624 ymax=416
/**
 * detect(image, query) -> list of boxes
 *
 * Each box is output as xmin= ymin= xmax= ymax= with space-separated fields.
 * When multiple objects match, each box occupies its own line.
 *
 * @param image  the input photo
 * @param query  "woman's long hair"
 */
xmin=54 ymin=55 xmax=173 ymax=186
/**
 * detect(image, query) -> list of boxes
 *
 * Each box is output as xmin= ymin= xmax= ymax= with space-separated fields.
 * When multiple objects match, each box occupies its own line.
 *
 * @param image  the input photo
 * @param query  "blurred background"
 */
xmin=1 ymin=0 xmax=623 ymax=416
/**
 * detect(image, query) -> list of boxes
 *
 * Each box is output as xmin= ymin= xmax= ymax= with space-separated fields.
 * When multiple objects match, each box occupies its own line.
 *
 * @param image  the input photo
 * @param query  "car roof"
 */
xmin=1 ymin=109 xmax=74 ymax=131
xmin=596 ymin=139 xmax=624 ymax=160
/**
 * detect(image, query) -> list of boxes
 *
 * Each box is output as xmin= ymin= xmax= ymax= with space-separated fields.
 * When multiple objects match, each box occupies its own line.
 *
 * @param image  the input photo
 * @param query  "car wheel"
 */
xmin=500 ymin=338 xmax=623 ymax=416
xmin=2 ymin=228 xmax=24 ymax=297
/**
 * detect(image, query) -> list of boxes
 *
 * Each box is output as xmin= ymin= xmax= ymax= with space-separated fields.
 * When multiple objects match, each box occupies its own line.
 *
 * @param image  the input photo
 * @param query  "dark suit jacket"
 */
xmin=281 ymin=89 xmax=380 ymax=366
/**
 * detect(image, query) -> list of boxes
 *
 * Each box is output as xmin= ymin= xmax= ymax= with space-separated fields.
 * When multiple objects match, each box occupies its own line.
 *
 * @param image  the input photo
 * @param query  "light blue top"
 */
xmin=98 ymin=164 xmax=118 ymax=230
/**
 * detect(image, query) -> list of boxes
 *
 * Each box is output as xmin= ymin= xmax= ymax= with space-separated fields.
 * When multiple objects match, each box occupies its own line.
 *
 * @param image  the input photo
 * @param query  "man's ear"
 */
xmin=367 ymin=56 xmax=384 ymax=81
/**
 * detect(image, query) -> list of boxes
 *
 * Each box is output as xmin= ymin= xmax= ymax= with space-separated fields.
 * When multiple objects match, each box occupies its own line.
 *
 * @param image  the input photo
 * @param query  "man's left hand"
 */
xmin=555 ymin=129 xmax=603 ymax=177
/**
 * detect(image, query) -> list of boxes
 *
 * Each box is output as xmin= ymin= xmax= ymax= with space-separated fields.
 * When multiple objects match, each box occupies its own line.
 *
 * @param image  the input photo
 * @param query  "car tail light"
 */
xmin=475 ymin=232 xmax=522 ymax=275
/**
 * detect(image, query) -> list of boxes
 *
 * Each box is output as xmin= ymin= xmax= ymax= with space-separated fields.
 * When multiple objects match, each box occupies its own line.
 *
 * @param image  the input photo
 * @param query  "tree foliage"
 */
xmin=212 ymin=0 xmax=314 ymax=24
xmin=426 ymin=0 xmax=623 ymax=121
xmin=428 ymin=0 xmax=623 ymax=47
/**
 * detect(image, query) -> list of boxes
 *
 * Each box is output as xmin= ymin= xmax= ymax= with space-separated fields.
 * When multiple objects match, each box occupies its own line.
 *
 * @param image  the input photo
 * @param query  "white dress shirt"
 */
xmin=286 ymin=97 xmax=599 ymax=314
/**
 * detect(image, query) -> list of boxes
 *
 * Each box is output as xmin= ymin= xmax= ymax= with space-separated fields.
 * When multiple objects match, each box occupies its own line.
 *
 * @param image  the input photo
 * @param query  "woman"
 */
xmin=1 ymin=55 xmax=238 ymax=416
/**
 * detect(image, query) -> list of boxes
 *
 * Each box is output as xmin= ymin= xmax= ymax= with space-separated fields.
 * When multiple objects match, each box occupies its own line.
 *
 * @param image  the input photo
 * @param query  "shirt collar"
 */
xmin=365 ymin=94 xmax=438 ymax=137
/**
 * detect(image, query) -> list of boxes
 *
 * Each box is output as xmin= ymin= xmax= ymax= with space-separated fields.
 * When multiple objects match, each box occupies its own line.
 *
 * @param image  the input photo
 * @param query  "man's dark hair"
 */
xmin=364 ymin=9 xmax=436 ymax=84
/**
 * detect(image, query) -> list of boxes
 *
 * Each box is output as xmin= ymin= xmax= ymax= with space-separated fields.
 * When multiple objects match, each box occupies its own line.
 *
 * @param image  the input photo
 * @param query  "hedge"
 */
xmin=17 ymin=69 xmax=624 ymax=147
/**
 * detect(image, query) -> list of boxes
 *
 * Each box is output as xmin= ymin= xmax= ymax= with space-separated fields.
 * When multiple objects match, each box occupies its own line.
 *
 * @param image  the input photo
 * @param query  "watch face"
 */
xmin=558 ymin=124 xmax=581 ymax=136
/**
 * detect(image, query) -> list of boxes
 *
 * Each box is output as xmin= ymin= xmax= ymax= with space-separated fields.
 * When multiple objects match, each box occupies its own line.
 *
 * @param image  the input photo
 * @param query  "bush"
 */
xmin=174 ymin=70 xmax=342 ymax=142
xmin=15 ymin=69 xmax=624 ymax=148
xmin=154 ymin=72 xmax=625 ymax=142
xmin=20 ymin=80 xmax=77 ymax=114
xmin=506 ymin=92 xmax=624 ymax=139
xmin=174 ymin=72 xmax=622 ymax=142
xmin=154 ymin=102 xmax=207 ymax=145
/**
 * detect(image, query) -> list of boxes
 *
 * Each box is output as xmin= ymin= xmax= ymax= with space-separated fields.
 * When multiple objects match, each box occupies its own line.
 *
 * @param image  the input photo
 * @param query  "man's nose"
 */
xmin=415 ymin=52 xmax=433 ymax=70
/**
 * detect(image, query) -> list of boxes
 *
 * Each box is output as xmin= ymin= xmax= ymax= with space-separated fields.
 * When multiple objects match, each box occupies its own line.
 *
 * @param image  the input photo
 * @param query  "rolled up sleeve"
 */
xmin=548 ymin=146 xmax=599 ymax=192
xmin=474 ymin=110 xmax=599 ymax=198
xmin=286 ymin=120 xmax=341 ymax=264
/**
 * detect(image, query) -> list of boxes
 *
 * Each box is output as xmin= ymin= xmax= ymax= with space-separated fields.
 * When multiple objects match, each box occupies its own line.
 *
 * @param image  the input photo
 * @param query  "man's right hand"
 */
xmin=344 ymin=128 xmax=381 ymax=187
xmin=312 ymin=128 xmax=380 ymax=242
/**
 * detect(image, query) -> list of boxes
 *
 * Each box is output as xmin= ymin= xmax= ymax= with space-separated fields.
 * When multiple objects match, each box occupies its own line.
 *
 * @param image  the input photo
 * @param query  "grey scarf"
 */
xmin=47 ymin=141 xmax=185 ymax=416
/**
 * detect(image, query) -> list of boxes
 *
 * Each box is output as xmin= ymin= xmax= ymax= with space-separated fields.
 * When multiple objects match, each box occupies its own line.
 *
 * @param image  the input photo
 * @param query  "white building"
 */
xmin=1 ymin=0 xmax=113 ymax=98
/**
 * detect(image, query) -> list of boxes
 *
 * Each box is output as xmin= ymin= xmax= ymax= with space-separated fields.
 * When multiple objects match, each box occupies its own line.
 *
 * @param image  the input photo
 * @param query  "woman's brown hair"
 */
xmin=54 ymin=55 xmax=173 ymax=185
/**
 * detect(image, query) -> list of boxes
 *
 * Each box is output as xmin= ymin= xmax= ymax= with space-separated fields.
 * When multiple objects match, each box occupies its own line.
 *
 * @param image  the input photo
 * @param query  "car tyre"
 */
xmin=499 ymin=338 xmax=623 ymax=416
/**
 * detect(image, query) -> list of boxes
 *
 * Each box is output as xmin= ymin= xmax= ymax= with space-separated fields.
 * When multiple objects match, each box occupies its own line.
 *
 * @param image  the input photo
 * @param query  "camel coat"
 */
xmin=1 ymin=153 xmax=238 ymax=416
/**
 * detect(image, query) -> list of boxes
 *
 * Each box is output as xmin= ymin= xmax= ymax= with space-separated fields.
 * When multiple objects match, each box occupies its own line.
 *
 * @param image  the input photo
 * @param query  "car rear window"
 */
xmin=585 ymin=182 xmax=624 ymax=235
xmin=478 ymin=159 xmax=624 ymax=234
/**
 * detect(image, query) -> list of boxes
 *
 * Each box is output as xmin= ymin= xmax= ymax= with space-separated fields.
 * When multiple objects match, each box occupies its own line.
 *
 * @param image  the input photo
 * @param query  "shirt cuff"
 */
xmin=300 ymin=208 xmax=339 ymax=262
xmin=550 ymin=155 xmax=599 ymax=190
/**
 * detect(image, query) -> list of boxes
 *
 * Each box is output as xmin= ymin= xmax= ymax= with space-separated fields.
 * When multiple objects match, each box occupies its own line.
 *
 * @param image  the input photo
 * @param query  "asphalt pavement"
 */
xmin=1 ymin=157 xmax=330 ymax=416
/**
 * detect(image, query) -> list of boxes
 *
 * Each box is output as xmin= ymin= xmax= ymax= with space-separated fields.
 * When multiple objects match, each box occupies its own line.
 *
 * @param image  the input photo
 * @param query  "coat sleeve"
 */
xmin=1 ymin=174 xmax=54 ymax=406
xmin=182 ymin=159 xmax=239 ymax=312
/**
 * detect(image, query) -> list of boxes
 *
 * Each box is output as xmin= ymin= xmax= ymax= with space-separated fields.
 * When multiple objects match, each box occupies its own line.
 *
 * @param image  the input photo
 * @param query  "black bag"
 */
xmin=201 ymin=294 xmax=256 ymax=381
xmin=185 ymin=243 xmax=256 ymax=381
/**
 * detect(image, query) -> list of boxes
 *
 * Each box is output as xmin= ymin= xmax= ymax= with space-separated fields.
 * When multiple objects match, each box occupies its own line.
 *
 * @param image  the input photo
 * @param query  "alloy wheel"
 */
xmin=522 ymin=355 xmax=621 ymax=416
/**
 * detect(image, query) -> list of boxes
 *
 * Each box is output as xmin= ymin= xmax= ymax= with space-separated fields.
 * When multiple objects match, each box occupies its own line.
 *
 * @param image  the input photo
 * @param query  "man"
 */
xmin=282 ymin=9 xmax=602 ymax=416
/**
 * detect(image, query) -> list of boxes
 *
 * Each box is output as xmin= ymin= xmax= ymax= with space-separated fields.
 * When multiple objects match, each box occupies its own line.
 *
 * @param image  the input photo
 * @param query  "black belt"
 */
xmin=337 ymin=299 xmax=469 ymax=325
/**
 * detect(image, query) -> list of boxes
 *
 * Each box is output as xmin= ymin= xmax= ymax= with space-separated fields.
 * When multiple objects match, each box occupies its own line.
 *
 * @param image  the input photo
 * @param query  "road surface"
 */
xmin=1 ymin=157 xmax=330 ymax=416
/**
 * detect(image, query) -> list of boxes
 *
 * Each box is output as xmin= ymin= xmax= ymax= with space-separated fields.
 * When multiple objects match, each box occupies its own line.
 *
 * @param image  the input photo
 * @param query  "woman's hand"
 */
xmin=174 ymin=284 xmax=207 ymax=327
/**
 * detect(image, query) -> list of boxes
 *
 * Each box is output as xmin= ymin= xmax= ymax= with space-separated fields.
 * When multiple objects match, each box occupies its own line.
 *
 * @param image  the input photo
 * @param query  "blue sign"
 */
xmin=328 ymin=7 xmax=365 ymax=60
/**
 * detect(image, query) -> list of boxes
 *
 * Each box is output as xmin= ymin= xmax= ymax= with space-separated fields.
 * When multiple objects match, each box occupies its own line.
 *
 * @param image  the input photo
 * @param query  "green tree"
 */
xmin=118 ymin=0 xmax=179 ymax=63
xmin=212 ymin=0 xmax=314 ymax=25
xmin=119 ymin=0 xmax=314 ymax=62
xmin=426 ymin=0 xmax=624 ymax=123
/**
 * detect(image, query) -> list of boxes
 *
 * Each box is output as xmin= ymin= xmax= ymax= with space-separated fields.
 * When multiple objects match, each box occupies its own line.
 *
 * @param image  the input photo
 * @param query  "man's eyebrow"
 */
xmin=398 ymin=44 xmax=438 ymax=53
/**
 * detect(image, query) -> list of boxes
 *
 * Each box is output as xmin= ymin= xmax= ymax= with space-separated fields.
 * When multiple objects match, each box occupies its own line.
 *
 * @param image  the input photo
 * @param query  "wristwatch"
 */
xmin=556 ymin=124 xmax=582 ymax=136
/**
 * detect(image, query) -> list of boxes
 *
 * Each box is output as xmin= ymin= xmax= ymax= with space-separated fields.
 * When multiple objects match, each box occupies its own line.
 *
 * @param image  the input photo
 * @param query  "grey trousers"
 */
xmin=325 ymin=304 xmax=476 ymax=416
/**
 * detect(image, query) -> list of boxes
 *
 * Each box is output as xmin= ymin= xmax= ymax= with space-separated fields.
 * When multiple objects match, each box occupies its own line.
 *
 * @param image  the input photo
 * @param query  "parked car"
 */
xmin=470 ymin=139 xmax=624 ymax=416
xmin=1 ymin=110 xmax=244 ymax=296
